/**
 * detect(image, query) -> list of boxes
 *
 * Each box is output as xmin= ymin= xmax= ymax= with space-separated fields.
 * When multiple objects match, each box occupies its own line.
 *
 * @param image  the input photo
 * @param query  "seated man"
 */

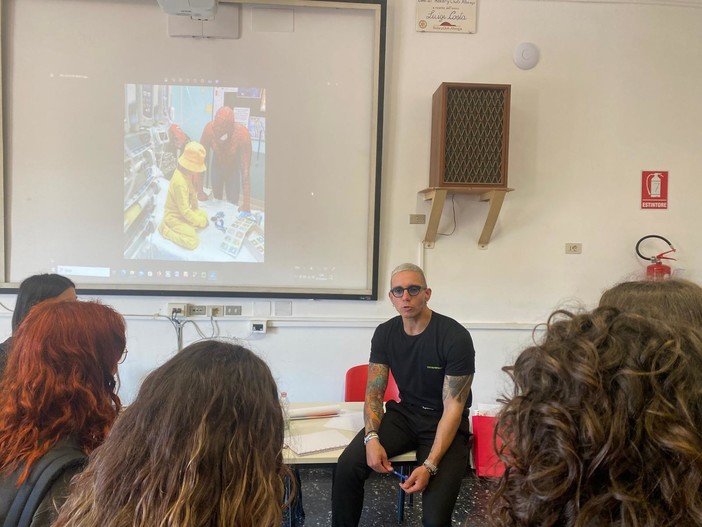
xmin=332 ymin=263 xmax=475 ymax=527
xmin=159 ymin=141 xmax=209 ymax=250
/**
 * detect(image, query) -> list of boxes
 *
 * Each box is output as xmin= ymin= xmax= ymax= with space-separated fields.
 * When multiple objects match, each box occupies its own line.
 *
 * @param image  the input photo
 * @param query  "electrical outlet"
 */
xmin=251 ymin=320 xmax=267 ymax=333
xmin=207 ymin=305 xmax=225 ymax=317
xmin=225 ymin=305 xmax=242 ymax=316
xmin=187 ymin=304 xmax=207 ymax=316
xmin=167 ymin=303 xmax=188 ymax=316
xmin=409 ymin=214 xmax=426 ymax=225
xmin=565 ymin=243 xmax=582 ymax=254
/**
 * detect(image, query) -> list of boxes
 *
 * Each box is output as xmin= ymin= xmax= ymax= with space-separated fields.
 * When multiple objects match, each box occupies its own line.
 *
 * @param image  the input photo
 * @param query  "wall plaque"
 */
xmin=416 ymin=0 xmax=477 ymax=34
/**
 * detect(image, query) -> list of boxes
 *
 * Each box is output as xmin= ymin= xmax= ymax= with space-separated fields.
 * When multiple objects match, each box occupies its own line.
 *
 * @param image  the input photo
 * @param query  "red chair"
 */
xmin=344 ymin=364 xmax=413 ymax=523
xmin=344 ymin=364 xmax=400 ymax=402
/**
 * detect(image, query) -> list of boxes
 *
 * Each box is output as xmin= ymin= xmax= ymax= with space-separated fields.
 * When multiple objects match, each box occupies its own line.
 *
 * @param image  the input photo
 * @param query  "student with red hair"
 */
xmin=0 ymin=301 xmax=126 ymax=527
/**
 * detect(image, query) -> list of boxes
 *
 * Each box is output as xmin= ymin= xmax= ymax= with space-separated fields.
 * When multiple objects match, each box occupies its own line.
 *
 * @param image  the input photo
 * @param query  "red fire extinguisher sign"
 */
xmin=641 ymin=171 xmax=668 ymax=209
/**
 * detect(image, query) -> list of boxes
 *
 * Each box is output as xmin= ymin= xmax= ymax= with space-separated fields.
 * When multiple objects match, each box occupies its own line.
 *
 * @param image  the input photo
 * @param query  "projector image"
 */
xmin=157 ymin=0 xmax=218 ymax=20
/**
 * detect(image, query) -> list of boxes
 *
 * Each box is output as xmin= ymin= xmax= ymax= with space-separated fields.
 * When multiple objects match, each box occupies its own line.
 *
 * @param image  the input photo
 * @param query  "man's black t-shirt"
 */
xmin=369 ymin=311 xmax=475 ymax=413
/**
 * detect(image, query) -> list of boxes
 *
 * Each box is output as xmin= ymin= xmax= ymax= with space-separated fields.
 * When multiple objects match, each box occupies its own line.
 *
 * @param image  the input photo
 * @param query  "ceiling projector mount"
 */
xmin=157 ymin=0 xmax=219 ymax=20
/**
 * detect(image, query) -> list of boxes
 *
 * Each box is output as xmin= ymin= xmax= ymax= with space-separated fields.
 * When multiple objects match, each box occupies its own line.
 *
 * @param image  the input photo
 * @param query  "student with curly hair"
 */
xmin=0 ymin=301 xmax=126 ymax=526
xmin=54 ymin=340 xmax=292 ymax=527
xmin=489 ymin=307 xmax=702 ymax=527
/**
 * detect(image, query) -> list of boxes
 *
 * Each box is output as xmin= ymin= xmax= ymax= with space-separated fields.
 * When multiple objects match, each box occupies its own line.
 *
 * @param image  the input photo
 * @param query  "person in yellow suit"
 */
xmin=159 ymin=142 xmax=209 ymax=250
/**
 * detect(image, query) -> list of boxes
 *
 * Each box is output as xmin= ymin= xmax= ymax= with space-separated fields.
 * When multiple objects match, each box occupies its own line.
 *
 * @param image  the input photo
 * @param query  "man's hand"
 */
xmin=399 ymin=465 xmax=431 ymax=494
xmin=365 ymin=440 xmax=393 ymax=473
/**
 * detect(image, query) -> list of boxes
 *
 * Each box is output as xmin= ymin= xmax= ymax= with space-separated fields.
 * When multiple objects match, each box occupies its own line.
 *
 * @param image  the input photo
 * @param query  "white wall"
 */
xmin=2 ymin=0 xmax=701 ymax=405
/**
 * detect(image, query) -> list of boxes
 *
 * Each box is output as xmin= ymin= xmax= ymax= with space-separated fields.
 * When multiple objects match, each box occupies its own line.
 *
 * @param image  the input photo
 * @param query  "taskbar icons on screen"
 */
xmin=115 ymin=269 xmax=218 ymax=281
xmin=55 ymin=265 xmax=218 ymax=282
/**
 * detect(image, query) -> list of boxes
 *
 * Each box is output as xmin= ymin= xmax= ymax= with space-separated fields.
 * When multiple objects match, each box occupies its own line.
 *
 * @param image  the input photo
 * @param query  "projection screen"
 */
xmin=0 ymin=0 xmax=386 ymax=300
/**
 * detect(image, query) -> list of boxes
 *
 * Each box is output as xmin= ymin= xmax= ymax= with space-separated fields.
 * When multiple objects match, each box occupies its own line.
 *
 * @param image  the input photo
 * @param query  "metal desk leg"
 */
xmin=396 ymin=484 xmax=405 ymax=524
xmin=283 ymin=474 xmax=293 ymax=527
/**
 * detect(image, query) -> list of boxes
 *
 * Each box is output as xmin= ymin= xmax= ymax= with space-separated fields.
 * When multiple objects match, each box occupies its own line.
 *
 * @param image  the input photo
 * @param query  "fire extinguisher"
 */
xmin=635 ymin=235 xmax=676 ymax=281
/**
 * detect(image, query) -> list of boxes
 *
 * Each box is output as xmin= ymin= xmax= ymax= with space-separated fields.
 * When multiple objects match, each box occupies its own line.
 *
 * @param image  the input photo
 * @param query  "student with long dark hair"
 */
xmin=0 ymin=301 xmax=126 ymax=526
xmin=599 ymin=277 xmax=702 ymax=325
xmin=0 ymin=273 xmax=76 ymax=375
xmin=54 ymin=340 xmax=292 ymax=527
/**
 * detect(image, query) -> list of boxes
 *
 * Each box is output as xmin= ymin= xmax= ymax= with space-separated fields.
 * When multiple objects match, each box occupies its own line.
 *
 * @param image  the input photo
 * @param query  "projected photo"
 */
xmin=123 ymin=84 xmax=266 ymax=263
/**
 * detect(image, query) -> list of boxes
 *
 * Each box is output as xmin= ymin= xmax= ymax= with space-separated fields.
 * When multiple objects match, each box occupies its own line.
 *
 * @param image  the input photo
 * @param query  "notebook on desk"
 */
xmin=284 ymin=429 xmax=350 ymax=456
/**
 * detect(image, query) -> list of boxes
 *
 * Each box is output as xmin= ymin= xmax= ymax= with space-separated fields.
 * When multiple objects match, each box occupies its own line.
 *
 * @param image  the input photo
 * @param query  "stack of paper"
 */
xmin=288 ymin=404 xmax=341 ymax=420
xmin=285 ymin=429 xmax=350 ymax=456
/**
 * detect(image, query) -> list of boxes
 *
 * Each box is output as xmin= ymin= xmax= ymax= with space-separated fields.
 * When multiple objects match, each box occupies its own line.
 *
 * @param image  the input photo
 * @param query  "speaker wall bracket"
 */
xmin=420 ymin=187 xmax=513 ymax=249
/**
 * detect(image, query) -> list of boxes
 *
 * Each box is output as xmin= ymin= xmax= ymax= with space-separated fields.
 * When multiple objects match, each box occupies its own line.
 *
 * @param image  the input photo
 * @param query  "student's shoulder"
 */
xmin=31 ymin=462 xmax=84 ymax=527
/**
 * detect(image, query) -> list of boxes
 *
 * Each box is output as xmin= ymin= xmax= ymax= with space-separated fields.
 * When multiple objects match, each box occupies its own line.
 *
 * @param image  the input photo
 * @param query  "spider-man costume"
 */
xmin=200 ymin=106 xmax=252 ymax=212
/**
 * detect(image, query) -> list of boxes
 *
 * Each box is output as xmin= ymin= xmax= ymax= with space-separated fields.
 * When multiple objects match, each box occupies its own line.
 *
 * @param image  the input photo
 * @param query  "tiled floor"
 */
xmin=293 ymin=467 xmax=495 ymax=526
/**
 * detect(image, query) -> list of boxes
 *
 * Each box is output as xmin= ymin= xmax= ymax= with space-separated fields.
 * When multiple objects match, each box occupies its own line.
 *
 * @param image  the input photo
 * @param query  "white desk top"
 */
xmin=283 ymin=402 xmax=416 ymax=465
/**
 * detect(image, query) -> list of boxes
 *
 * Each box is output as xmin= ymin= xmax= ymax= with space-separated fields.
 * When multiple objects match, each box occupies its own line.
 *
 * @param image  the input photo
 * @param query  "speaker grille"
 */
xmin=429 ymin=83 xmax=510 ymax=189
xmin=445 ymin=88 xmax=506 ymax=185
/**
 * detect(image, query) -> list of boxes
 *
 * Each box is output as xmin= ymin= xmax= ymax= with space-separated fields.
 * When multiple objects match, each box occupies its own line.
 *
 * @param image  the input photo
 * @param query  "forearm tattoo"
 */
xmin=364 ymin=362 xmax=388 ymax=431
xmin=443 ymin=374 xmax=472 ymax=405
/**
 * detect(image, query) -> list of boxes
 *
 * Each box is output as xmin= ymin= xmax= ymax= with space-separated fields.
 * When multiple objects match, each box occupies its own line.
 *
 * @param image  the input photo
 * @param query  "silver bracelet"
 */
xmin=363 ymin=431 xmax=379 ymax=445
xmin=422 ymin=459 xmax=439 ymax=476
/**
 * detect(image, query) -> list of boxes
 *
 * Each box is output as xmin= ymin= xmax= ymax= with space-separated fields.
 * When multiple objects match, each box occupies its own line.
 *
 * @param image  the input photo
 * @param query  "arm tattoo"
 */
xmin=442 ymin=374 xmax=472 ymax=405
xmin=364 ymin=362 xmax=389 ymax=432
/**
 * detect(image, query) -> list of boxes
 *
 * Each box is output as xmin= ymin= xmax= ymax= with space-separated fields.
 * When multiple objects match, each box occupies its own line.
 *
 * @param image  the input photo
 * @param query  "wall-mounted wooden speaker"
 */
xmin=429 ymin=83 xmax=511 ymax=189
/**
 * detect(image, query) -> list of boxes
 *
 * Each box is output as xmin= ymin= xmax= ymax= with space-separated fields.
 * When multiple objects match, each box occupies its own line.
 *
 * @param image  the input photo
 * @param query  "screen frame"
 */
xmin=0 ymin=0 xmax=386 ymax=301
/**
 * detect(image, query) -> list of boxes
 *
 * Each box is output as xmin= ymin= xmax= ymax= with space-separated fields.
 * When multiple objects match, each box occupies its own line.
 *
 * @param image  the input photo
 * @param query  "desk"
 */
xmin=284 ymin=402 xmax=416 ymax=465
xmin=283 ymin=402 xmax=417 ymax=524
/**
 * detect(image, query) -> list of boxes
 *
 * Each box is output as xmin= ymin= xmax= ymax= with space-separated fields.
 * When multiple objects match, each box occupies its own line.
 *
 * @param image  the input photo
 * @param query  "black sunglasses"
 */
xmin=390 ymin=285 xmax=425 ymax=298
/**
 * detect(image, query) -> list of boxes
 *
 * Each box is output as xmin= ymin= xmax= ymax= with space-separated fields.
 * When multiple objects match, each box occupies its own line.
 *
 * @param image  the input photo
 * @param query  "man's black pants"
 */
xmin=331 ymin=401 xmax=471 ymax=527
